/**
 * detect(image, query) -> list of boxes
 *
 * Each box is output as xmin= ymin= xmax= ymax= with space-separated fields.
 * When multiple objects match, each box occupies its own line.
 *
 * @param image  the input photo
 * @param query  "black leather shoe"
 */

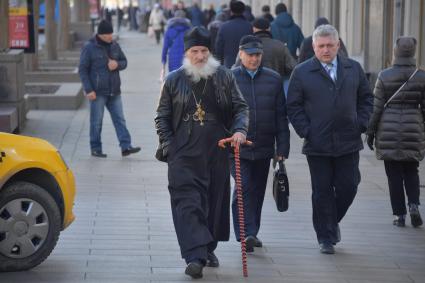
xmin=206 ymin=252 xmax=219 ymax=267
xmin=245 ymin=236 xmax=256 ymax=253
xmin=185 ymin=261 xmax=203 ymax=279
xmin=122 ymin=146 xmax=141 ymax=156
xmin=409 ymin=204 xmax=423 ymax=227
xmin=254 ymin=236 xmax=263 ymax=248
xmin=91 ymin=150 xmax=107 ymax=158
xmin=393 ymin=215 xmax=406 ymax=227
xmin=319 ymin=242 xmax=335 ymax=254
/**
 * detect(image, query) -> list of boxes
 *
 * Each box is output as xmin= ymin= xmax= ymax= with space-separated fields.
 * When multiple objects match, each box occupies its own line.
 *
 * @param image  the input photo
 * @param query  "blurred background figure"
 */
xmin=188 ymin=1 xmax=205 ymax=27
xmin=367 ymin=36 xmax=425 ymax=228
xmin=161 ymin=10 xmax=191 ymax=73
xmin=208 ymin=13 xmax=227 ymax=56
xmin=261 ymin=5 xmax=274 ymax=23
xmin=149 ymin=3 xmax=166 ymax=44
xmin=243 ymin=5 xmax=254 ymax=22
xmin=203 ymin=4 xmax=216 ymax=27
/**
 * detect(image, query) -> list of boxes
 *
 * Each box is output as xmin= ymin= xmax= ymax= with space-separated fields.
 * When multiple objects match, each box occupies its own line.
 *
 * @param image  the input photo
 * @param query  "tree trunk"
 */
xmin=0 ymin=1 xmax=8 ymax=52
xmin=45 ymin=0 xmax=57 ymax=60
xmin=58 ymin=0 xmax=70 ymax=50
xmin=74 ymin=0 xmax=90 ymax=22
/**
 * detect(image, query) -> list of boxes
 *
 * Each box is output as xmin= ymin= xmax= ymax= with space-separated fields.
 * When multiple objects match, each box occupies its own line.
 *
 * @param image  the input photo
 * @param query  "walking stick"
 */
xmin=218 ymin=137 xmax=253 ymax=278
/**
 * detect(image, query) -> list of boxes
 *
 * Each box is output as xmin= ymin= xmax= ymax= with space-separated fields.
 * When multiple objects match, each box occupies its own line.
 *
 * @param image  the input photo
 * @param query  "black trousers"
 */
xmin=384 ymin=160 xmax=420 ymax=215
xmin=307 ymin=152 xmax=360 ymax=244
xmin=230 ymin=158 xmax=270 ymax=241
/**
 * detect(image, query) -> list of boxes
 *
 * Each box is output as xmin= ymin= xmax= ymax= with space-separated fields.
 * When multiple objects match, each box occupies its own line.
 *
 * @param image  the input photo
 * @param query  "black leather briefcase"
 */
xmin=273 ymin=160 xmax=289 ymax=212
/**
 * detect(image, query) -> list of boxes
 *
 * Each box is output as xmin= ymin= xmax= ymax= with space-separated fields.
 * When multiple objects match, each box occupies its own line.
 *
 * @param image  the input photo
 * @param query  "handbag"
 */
xmin=272 ymin=160 xmax=289 ymax=212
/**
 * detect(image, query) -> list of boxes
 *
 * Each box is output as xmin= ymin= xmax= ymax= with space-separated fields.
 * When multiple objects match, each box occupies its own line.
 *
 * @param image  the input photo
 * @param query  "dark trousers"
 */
xmin=231 ymin=158 xmax=271 ymax=241
xmin=384 ymin=160 xmax=420 ymax=215
xmin=307 ymin=152 xmax=360 ymax=244
xmin=154 ymin=29 xmax=161 ymax=44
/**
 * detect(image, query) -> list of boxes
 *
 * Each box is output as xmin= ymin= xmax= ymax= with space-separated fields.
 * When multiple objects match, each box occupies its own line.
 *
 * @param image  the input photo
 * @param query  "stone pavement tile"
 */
xmin=0 ymin=271 xmax=85 ymax=282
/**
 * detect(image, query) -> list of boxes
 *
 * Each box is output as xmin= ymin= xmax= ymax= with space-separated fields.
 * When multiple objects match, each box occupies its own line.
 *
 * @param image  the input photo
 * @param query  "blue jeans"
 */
xmin=90 ymin=94 xmax=131 ymax=152
xmin=231 ymin=158 xmax=271 ymax=241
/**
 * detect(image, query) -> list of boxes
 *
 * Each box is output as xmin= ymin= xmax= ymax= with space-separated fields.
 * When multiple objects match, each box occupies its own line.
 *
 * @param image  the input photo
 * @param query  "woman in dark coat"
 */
xmin=367 ymin=36 xmax=425 ymax=228
xmin=161 ymin=10 xmax=191 ymax=72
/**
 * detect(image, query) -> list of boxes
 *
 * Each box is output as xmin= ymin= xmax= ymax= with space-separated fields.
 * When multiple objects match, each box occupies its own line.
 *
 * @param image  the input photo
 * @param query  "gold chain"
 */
xmin=191 ymin=79 xmax=208 ymax=126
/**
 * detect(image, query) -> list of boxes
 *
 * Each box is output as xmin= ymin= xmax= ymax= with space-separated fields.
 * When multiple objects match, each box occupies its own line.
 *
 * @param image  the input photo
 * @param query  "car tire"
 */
xmin=0 ymin=181 xmax=61 ymax=272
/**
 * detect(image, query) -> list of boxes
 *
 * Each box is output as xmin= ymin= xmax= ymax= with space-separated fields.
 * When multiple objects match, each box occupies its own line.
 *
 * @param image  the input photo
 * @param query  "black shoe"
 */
xmin=245 ymin=235 xmax=256 ymax=253
xmin=206 ymin=252 xmax=219 ymax=267
xmin=122 ymin=146 xmax=141 ymax=156
xmin=409 ymin=204 xmax=423 ymax=227
xmin=91 ymin=150 xmax=107 ymax=158
xmin=393 ymin=215 xmax=406 ymax=227
xmin=253 ymin=236 xmax=263 ymax=248
xmin=185 ymin=261 xmax=203 ymax=279
xmin=319 ymin=242 xmax=335 ymax=254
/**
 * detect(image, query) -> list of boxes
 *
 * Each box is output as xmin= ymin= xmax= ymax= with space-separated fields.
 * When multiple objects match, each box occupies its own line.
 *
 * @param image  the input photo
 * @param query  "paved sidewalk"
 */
xmin=1 ymin=31 xmax=424 ymax=283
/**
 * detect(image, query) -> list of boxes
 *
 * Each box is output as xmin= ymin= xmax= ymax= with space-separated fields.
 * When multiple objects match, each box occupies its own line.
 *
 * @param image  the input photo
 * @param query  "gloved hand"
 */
xmin=367 ymin=134 xmax=375 ymax=151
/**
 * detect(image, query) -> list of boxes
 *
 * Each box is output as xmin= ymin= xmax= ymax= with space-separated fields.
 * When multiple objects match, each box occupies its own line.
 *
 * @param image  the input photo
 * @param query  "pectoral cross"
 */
xmin=193 ymin=103 xmax=206 ymax=126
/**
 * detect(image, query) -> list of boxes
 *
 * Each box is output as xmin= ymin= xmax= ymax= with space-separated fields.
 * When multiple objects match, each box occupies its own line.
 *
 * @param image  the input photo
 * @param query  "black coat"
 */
xmin=215 ymin=15 xmax=252 ymax=68
xmin=233 ymin=65 xmax=290 ymax=160
xmin=367 ymin=57 xmax=425 ymax=161
xmin=155 ymin=66 xmax=249 ymax=160
xmin=287 ymin=56 xmax=373 ymax=156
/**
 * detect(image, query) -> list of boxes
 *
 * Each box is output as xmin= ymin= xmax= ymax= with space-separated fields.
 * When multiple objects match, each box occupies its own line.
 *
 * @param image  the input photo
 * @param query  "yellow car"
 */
xmin=0 ymin=132 xmax=76 ymax=271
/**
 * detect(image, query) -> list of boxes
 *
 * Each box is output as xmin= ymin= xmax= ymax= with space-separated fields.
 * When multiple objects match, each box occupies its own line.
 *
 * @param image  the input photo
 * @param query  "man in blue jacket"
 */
xmin=79 ymin=20 xmax=140 ymax=158
xmin=232 ymin=35 xmax=290 ymax=252
xmin=287 ymin=25 xmax=373 ymax=254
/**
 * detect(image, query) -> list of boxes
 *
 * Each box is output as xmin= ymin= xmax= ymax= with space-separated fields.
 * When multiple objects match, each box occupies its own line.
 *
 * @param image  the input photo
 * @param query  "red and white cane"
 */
xmin=218 ymin=137 xmax=253 ymax=278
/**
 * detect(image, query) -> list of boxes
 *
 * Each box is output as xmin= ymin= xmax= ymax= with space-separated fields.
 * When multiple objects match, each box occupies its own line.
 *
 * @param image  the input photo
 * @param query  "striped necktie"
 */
xmin=326 ymin=63 xmax=336 ymax=82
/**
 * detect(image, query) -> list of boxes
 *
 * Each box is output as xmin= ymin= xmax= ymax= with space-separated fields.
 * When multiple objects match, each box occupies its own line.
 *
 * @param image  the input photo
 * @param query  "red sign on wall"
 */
xmin=9 ymin=0 xmax=30 ymax=49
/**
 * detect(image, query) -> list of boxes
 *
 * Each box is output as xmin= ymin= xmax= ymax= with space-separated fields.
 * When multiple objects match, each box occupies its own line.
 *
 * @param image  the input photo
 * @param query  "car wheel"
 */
xmin=0 ymin=181 xmax=61 ymax=272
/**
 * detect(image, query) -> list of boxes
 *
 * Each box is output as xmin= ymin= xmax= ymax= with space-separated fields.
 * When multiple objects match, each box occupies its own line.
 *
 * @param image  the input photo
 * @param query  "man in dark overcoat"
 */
xmin=287 ymin=24 xmax=373 ymax=254
xmin=155 ymin=27 xmax=249 ymax=279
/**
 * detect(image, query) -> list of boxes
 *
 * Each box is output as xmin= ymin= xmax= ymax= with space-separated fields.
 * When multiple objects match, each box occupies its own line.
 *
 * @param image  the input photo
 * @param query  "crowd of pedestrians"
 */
xmin=79 ymin=1 xmax=424 ymax=280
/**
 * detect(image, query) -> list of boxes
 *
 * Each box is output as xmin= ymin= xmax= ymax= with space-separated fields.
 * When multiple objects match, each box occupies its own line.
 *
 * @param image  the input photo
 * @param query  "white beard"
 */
xmin=182 ymin=55 xmax=220 ymax=83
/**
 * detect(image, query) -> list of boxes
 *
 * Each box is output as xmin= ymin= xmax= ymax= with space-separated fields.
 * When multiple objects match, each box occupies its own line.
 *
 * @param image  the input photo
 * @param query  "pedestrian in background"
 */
xmin=79 ymin=20 xmax=141 ymax=158
xmin=215 ymin=0 xmax=252 ymax=68
xmin=155 ymin=27 xmax=248 ymax=279
xmin=232 ymin=35 xmax=290 ymax=253
xmin=287 ymin=24 xmax=373 ymax=254
xmin=298 ymin=17 xmax=348 ymax=63
xmin=161 ymin=10 xmax=191 ymax=73
xmin=271 ymin=3 xmax=304 ymax=60
xmin=149 ymin=4 xmax=166 ymax=44
xmin=367 ymin=36 xmax=424 ymax=228
xmin=261 ymin=5 xmax=274 ymax=23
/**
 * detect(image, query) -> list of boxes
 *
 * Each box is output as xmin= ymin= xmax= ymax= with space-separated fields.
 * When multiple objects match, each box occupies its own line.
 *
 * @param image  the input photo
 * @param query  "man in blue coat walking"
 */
xmin=232 ymin=35 xmax=290 ymax=252
xmin=287 ymin=25 xmax=373 ymax=254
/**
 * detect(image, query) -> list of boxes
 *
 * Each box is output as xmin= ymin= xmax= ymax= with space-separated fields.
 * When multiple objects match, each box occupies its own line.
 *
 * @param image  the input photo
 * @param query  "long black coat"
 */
xmin=233 ymin=65 xmax=290 ymax=160
xmin=287 ymin=56 xmax=373 ymax=156
xmin=367 ymin=57 xmax=425 ymax=161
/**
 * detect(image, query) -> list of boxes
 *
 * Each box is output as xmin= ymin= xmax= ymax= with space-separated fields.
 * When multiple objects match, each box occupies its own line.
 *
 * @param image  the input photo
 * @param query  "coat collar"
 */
xmin=308 ymin=55 xmax=353 ymax=88
xmin=392 ymin=57 xmax=416 ymax=66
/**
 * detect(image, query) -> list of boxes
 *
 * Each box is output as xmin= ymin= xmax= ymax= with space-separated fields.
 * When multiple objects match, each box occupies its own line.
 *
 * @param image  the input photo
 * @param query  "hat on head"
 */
xmin=239 ymin=35 xmax=263 ymax=54
xmin=394 ymin=36 xmax=416 ymax=58
xmin=275 ymin=3 xmax=287 ymax=15
xmin=97 ymin=20 xmax=113 ymax=35
xmin=253 ymin=17 xmax=270 ymax=30
xmin=230 ymin=1 xmax=245 ymax=15
xmin=184 ymin=27 xmax=211 ymax=51
xmin=314 ymin=17 xmax=330 ymax=29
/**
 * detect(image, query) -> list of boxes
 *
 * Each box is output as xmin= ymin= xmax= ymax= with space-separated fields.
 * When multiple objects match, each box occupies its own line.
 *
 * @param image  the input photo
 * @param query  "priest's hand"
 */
xmin=231 ymin=132 xmax=246 ymax=148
